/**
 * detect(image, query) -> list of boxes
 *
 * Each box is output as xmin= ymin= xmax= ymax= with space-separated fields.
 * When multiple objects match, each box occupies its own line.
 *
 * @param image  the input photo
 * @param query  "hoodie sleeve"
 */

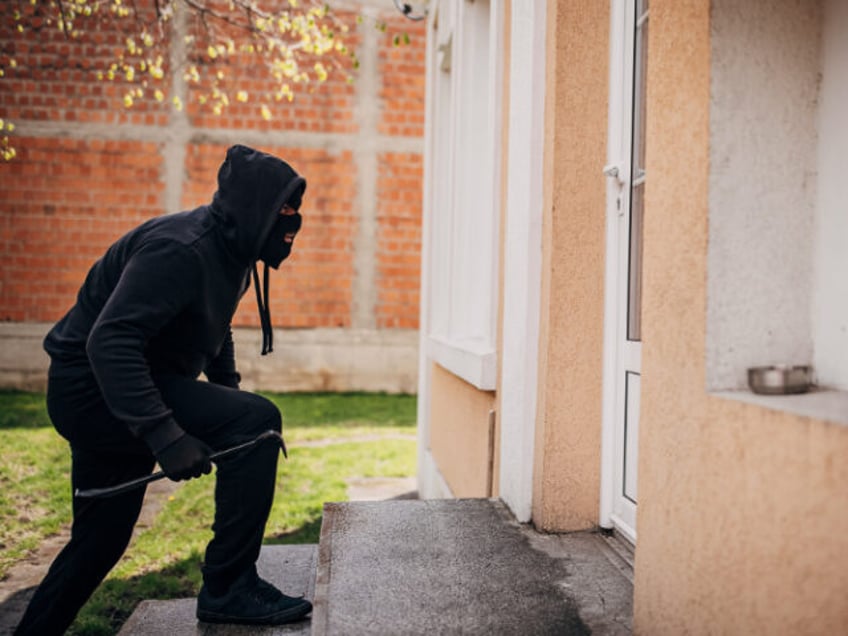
xmin=204 ymin=327 xmax=241 ymax=389
xmin=86 ymin=239 xmax=200 ymax=453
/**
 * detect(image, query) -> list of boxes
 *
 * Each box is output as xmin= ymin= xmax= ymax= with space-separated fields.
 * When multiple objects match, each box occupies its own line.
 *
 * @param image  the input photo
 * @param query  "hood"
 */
xmin=210 ymin=144 xmax=307 ymax=264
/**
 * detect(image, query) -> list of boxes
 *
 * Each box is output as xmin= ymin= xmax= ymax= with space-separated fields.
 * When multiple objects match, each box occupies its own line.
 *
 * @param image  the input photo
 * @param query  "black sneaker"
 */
xmin=196 ymin=569 xmax=313 ymax=625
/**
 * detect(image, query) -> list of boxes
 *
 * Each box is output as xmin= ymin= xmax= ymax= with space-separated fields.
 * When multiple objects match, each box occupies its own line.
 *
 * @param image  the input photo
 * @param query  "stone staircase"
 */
xmin=120 ymin=499 xmax=633 ymax=635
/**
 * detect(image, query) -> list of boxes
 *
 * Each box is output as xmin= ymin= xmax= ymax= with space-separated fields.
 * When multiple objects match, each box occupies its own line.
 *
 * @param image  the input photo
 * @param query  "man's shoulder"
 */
xmin=133 ymin=208 xmax=212 ymax=250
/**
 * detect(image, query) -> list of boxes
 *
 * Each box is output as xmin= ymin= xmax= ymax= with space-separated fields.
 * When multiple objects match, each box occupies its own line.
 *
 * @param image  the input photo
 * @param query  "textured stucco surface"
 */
xmin=705 ymin=0 xmax=821 ymax=390
xmin=812 ymin=0 xmax=848 ymax=391
xmin=429 ymin=363 xmax=495 ymax=497
xmin=634 ymin=1 xmax=848 ymax=633
xmin=532 ymin=0 xmax=610 ymax=531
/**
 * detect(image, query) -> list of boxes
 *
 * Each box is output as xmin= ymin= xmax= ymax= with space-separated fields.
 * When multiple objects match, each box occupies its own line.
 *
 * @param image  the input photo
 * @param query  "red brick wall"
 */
xmin=0 ymin=4 xmax=424 ymax=332
xmin=0 ymin=138 xmax=163 ymax=321
xmin=376 ymin=151 xmax=422 ymax=329
xmin=378 ymin=15 xmax=427 ymax=138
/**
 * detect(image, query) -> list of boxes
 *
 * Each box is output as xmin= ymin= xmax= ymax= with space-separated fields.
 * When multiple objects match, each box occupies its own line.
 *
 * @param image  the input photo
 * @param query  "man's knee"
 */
xmin=243 ymin=394 xmax=282 ymax=434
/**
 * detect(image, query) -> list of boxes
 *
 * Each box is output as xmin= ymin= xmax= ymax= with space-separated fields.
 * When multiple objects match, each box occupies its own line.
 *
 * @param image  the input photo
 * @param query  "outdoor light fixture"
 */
xmin=393 ymin=0 xmax=427 ymax=21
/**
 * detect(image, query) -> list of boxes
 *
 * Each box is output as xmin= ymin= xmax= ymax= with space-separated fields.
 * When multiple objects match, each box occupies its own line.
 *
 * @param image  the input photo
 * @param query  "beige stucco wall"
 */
xmin=429 ymin=363 xmax=495 ymax=497
xmin=634 ymin=0 xmax=848 ymax=633
xmin=532 ymin=0 xmax=610 ymax=531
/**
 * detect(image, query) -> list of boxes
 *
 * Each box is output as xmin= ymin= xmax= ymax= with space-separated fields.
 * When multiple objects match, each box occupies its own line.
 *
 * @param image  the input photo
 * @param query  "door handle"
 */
xmin=603 ymin=163 xmax=626 ymax=187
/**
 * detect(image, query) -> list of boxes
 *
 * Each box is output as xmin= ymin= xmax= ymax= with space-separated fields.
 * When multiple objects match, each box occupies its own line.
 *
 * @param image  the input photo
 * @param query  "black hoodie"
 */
xmin=43 ymin=145 xmax=306 ymax=453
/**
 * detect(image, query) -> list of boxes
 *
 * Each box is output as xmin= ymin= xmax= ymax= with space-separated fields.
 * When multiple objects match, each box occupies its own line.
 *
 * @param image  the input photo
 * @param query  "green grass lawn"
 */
xmin=0 ymin=389 xmax=417 ymax=636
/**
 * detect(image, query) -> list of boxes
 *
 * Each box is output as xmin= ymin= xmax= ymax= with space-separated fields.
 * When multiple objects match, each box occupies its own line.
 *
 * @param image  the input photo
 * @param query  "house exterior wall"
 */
xmin=705 ymin=0 xmax=819 ymax=391
xmin=418 ymin=0 xmax=507 ymax=502
xmin=634 ymin=0 xmax=848 ymax=633
xmin=420 ymin=0 xmax=848 ymax=629
xmin=532 ymin=0 xmax=610 ymax=531
xmin=0 ymin=1 xmax=424 ymax=393
xmin=429 ymin=363 xmax=495 ymax=497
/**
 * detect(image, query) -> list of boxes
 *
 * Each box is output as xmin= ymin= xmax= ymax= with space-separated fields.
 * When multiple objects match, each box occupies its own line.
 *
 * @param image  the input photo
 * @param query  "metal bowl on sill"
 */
xmin=747 ymin=365 xmax=813 ymax=395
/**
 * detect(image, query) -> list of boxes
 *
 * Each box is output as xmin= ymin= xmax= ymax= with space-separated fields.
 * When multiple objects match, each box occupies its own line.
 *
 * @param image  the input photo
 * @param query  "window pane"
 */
xmin=628 ymin=2 xmax=648 ymax=341
xmin=628 ymin=183 xmax=644 ymax=340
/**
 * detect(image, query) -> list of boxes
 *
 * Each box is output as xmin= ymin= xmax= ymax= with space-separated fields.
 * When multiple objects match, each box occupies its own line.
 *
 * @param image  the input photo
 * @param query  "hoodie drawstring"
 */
xmin=252 ymin=262 xmax=273 ymax=355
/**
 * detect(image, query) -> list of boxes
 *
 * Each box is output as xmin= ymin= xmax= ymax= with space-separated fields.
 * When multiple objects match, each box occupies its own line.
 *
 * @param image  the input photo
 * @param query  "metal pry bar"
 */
xmin=74 ymin=429 xmax=287 ymax=499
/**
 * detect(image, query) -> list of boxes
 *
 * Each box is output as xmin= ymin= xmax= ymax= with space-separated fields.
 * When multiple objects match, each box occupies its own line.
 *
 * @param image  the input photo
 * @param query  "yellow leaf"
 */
xmin=207 ymin=45 xmax=218 ymax=59
xmin=236 ymin=91 xmax=248 ymax=103
xmin=154 ymin=90 xmax=164 ymax=102
xmin=261 ymin=105 xmax=272 ymax=121
xmin=172 ymin=96 xmax=183 ymax=111
xmin=123 ymin=94 xmax=133 ymax=107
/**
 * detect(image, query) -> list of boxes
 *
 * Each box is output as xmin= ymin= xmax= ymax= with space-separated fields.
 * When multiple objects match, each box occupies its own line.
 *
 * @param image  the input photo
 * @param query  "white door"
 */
xmin=601 ymin=0 xmax=648 ymax=544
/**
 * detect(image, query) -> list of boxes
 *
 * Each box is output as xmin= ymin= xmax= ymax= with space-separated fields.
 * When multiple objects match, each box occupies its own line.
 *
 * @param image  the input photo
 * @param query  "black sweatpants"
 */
xmin=14 ymin=368 xmax=283 ymax=636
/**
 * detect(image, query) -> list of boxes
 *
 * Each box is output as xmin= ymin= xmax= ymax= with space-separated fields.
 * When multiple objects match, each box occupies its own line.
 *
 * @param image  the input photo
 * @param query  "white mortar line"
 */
xmin=12 ymin=121 xmax=423 ymax=153
xmin=350 ymin=7 xmax=381 ymax=330
xmin=162 ymin=2 xmax=190 ymax=215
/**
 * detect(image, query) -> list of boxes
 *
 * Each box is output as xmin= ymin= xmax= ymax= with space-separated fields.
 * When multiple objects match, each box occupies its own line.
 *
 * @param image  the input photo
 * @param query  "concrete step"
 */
xmin=118 ymin=544 xmax=316 ymax=636
xmin=311 ymin=499 xmax=632 ymax=635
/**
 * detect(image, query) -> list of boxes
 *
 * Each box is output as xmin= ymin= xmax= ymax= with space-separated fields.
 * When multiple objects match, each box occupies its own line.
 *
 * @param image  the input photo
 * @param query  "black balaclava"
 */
xmin=258 ymin=187 xmax=304 ymax=269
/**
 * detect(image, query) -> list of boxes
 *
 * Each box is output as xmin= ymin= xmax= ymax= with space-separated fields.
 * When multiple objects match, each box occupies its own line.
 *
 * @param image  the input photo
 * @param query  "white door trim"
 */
xmin=498 ymin=0 xmax=547 ymax=523
xmin=416 ymin=1 xmax=439 ymax=499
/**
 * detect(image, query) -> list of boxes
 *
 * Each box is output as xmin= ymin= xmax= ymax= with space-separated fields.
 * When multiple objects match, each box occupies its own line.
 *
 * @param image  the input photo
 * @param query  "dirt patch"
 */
xmin=0 ymin=478 xmax=180 ymax=635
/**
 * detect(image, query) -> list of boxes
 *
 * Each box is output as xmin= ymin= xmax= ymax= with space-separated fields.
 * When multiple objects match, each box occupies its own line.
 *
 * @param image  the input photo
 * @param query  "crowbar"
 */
xmin=75 ymin=429 xmax=287 ymax=499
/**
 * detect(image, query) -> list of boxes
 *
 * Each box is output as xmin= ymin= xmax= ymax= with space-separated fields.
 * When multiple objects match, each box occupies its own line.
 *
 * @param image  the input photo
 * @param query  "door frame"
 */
xmin=600 ymin=0 xmax=642 ymax=544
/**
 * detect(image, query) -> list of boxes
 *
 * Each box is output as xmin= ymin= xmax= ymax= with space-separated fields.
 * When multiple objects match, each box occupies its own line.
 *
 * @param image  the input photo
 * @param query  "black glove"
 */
xmin=155 ymin=433 xmax=213 ymax=481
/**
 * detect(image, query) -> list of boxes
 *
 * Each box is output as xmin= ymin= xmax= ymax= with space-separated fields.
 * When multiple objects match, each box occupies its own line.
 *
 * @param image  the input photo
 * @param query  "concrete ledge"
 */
xmin=0 ymin=323 xmax=418 ymax=394
xmin=312 ymin=499 xmax=632 ymax=635
xmin=233 ymin=327 xmax=418 ymax=394
xmin=118 ymin=545 xmax=316 ymax=636
xmin=0 ymin=322 xmax=50 ymax=392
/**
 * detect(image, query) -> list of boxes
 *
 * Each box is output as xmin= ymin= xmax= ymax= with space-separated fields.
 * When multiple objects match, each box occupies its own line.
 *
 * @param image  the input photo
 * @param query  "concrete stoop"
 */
xmin=120 ymin=499 xmax=633 ymax=635
xmin=118 ymin=545 xmax=316 ymax=636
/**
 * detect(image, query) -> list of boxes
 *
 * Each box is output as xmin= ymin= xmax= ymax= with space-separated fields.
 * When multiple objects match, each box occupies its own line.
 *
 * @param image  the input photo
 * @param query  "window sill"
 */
xmin=426 ymin=335 xmax=497 ymax=391
xmin=713 ymin=387 xmax=848 ymax=426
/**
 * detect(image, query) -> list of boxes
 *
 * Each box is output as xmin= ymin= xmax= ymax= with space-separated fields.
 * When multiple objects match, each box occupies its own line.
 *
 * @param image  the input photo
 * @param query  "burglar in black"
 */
xmin=15 ymin=145 xmax=311 ymax=635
